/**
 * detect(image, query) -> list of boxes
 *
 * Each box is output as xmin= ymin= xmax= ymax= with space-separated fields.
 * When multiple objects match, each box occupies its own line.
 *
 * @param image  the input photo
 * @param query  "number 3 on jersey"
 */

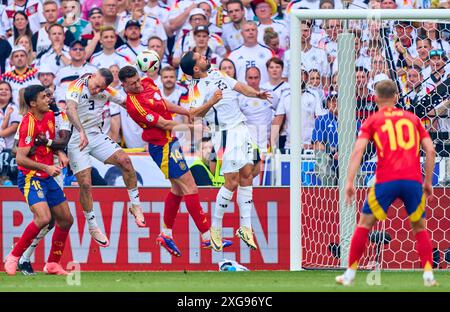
xmin=88 ymin=100 xmax=95 ymax=110
xmin=374 ymin=118 xmax=419 ymax=156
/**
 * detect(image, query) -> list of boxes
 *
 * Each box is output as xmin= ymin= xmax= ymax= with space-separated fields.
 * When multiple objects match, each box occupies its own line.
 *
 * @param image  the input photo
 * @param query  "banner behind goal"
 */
xmin=289 ymin=9 xmax=450 ymax=271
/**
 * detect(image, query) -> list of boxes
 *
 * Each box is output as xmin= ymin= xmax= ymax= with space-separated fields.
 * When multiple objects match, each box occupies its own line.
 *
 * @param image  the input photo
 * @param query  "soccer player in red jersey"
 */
xmin=4 ymin=85 xmax=73 ymax=275
xmin=336 ymin=80 xmax=438 ymax=287
xmin=118 ymin=65 xmax=232 ymax=256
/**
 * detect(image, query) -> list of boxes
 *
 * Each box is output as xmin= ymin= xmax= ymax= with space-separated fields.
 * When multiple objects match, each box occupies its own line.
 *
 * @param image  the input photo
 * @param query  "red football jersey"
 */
xmin=126 ymin=77 xmax=174 ymax=146
xmin=18 ymin=111 xmax=56 ymax=178
xmin=358 ymin=106 xmax=430 ymax=184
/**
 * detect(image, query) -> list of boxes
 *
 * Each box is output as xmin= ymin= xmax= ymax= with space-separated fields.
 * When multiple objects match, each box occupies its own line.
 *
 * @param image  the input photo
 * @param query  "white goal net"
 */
xmin=288 ymin=9 xmax=450 ymax=271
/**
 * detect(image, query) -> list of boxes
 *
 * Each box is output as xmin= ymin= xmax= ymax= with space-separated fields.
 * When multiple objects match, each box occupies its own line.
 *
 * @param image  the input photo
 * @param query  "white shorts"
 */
xmin=68 ymin=129 xmax=121 ymax=175
xmin=212 ymin=123 xmax=255 ymax=174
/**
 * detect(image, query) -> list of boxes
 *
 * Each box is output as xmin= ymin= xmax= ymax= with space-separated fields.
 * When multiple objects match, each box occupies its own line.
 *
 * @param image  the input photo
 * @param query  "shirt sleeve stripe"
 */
xmin=130 ymin=95 xmax=148 ymax=117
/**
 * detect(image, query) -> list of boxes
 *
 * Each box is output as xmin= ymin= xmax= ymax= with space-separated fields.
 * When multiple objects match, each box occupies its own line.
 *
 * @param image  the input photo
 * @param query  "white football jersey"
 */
xmin=189 ymin=69 xmax=246 ymax=130
xmin=221 ymin=22 xmax=244 ymax=51
xmin=260 ymin=81 xmax=290 ymax=112
xmin=282 ymin=46 xmax=330 ymax=79
xmin=228 ymin=44 xmax=274 ymax=84
xmin=90 ymin=51 xmax=131 ymax=70
xmin=162 ymin=84 xmax=189 ymax=123
xmin=54 ymin=63 xmax=98 ymax=103
xmin=257 ymin=21 xmax=290 ymax=50
xmin=65 ymin=76 xmax=125 ymax=131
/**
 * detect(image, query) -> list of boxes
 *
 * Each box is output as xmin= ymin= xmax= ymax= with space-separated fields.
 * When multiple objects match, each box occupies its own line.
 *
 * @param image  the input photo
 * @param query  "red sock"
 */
xmin=47 ymin=226 xmax=70 ymax=263
xmin=164 ymin=192 xmax=182 ymax=229
xmin=348 ymin=226 xmax=370 ymax=270
xmin=415 ymin=230 xmax=433 ymax=271
xmin=184 ymin=193 xmax=210 ymax=233
xmin=11 ymin=221 xmax=41 ymax=257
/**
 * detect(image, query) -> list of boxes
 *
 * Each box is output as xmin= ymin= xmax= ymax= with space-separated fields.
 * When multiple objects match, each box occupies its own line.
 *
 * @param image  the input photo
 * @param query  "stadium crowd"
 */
xmin=0 ymin=0 xmax=449 ymax=186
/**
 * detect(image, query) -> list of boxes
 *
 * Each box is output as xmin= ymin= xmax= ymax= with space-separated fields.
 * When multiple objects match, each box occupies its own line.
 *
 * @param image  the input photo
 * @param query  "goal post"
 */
xmin=289 ymin=9 xmax=450 ymax=271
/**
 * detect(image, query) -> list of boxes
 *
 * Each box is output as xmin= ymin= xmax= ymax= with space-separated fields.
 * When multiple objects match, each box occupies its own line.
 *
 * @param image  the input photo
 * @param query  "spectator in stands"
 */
xmin=219 ymin=58 xmax=238 ymax=79
xmin=32 ymin=0 xmax=76 ymax=56
xmin=167 ymin=0 xmax=198 ymax=35
xmin=283 ymin=20 xmax=329 ymax=84
xmin=148 ymin=36 xmax=170 ymax=69
xmin=319 ymin=19 xmax=342 ymax=69
xmin=380 ymin=0 xmax=397 ymax=9
xmin=252 ymin=0 xmax=289 ymax=50
xmin=229 ymin=20 xmax=273 ymax=84
xmin=222 ymin=0 xmax=246 ymax=53
xmin=14 ymin=35 xmax=36 ymax=68
xmin=90 ymin=26 xmax=130 ymax=69
xmin=189 ymin=136 xmax=223 ymax=186
xmin=0 ymin=81 xmax=20 ymax=150
xmin=307 ymin=69 xmax=325 ymax=103
xmin=116 ymin=20 xmax=147 ymax=64
xmin=1 ymin=0 xmax=44 ymax=35
xmin=117 ymin=0 xmax=167 ymax=46
xmin=418 ymin=21 xmax=450 ymax=52
xmin=81 ymin=0 xmax=102 ymax=21
xmin=172 ymin=8 xmax=226 ymax=67
xmin=36 ymin=24 xmax=71 ymax=74
xmin=263 ymin=27 xmax=285 ymax=59
xmin=403 ymin=37 xmax=432 ymax=69
xmin=312 ymin=91 xmax=339 ymax=186
xmin=393 ymin=21 xmax=417 ymax=70
xmin=423 ymin=49 xmax=449 ymax=90
xmin=368 ymin=54 xmax=389 ymax=92
xmin=191 ymin=26 xmax=223 ymax=67
xmin=105 ymin=64 xmax=121 ymax=144
xmin=7 ymin=11 xmax=33 ymax=47
xmin=2 ymin=46 xmax=39 ymax=103
xmin=102 ymin=0 xmax=121 ymax=29
xmin=116 ymin=0 xmax=128 ymax=15
xmin=197 ymin=0 xmax=222 ymax=36
xmin=239 ymin=66 xmax=273 ymax=156
xmin=356 ymin=66 xmax=377 ymax=121
xmin=37 ymin=64 xmax=56 ymax=92
xmin=261 ymin=57 xmax=289 ymax=111
xmin=402 ymin=65 xmax=424 ymax=112
xmin=58 ymin=0 xmax=89 ymax=40
xmin=54 ymin=40 xmax=97 ymax=105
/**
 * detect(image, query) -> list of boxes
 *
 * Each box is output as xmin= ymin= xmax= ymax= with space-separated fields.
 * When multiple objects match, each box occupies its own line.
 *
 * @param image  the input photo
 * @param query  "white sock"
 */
xmin=423 ymin=270 xmax=434 ymax=281
xmin=84 ymin=210 xmax=98 ymax=229
xmin=237 ymin=185 xmax=253 ymax=228
xmin=20 ymin=225 xmax=50 ymax=263
xmin=212 ymin=186 xmax=234 ymax=229
xmin=344 ymin=268 xmax=356 ymax=280
xmin=128 ymin=187 xmax=141 ymax=206
xmin=201 ymin=231 xmax=210 ymax=241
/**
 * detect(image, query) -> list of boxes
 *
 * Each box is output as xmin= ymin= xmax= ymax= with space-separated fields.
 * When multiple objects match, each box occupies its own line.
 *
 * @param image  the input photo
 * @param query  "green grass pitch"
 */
xmin=0 ymin=271 xmax=449 ymax=292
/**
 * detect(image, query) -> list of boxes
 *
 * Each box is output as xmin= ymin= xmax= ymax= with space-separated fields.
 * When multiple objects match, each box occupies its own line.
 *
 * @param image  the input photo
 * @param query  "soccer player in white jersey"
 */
xmin=228 ymin=21 xmax=275 ymax=85
xmin=65 ymin=68 xmax=146 ymax=247
xmin=180 ymin=51 xmax=272 ymax=251
xmin=222 ymin=0 xmax=246 ymax=53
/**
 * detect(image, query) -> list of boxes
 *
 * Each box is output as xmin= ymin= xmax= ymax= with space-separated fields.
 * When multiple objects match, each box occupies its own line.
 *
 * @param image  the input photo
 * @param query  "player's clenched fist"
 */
xmin=44 ymin=165 xmax=62 ymax=177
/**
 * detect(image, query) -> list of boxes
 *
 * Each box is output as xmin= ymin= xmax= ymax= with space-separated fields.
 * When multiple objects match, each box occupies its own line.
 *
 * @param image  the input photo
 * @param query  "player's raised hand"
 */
xmin=45 ymin=165 xmax=61 ymax=177
xmin=212 ymin=90 xmax=223 ymax=104
xmin=345 ymin=182 xmax=356 ymax=206
xmin=423 ymin=182 xmax=433 ymax=198
xmin=79 ymin=131 xmax=89 ymax=151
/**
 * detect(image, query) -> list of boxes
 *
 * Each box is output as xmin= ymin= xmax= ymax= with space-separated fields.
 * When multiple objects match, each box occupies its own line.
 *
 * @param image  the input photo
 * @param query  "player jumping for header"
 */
xmin=336 ymin=79 xmax=438 ymax=287
xmin=118 ymin=65 xmax=232 ymax=256
xmin=66 ymin=68 xmax=146 ymax=248
xmin=180 ymin=51 xmax=272 ymax=251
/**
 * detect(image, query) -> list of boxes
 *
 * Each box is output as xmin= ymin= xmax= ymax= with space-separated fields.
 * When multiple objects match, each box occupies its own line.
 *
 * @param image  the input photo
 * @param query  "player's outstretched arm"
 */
xmin=16 ymin=146 xmax=61 ymax=177
xmin=190 ymin=90 xmax=223 ymax=117
xmin=66 ymin=99 xmax=88 ymax=151
xmin=233 ymin=82 xmax=272 ymax=101
xmin=164 ymin=98 xmax=190 ymax=117
xmin=421 ymin=137 xmax=436 ymax=198
xmin=345 ymin=138 xmax=369 ymax=205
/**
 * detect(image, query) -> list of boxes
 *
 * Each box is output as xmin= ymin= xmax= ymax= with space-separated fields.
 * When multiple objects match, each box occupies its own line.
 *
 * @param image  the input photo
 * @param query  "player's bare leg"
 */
xmin=76 ymin=168 xmax=109 ymax=247
xmin=411 ymin=218 xmax=438 ymax=287
xmin=105 ymin=150 xmax=145 ymax=227
xmin=336 ymin=213 xmax=376 ymax=286
xmin=236 ymin=164 xmax=257 ymax=250
xmin=4 ymin=202 xmax=52 ymax=275
xmin=43 ymin=201 xmax=73 ymax=275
